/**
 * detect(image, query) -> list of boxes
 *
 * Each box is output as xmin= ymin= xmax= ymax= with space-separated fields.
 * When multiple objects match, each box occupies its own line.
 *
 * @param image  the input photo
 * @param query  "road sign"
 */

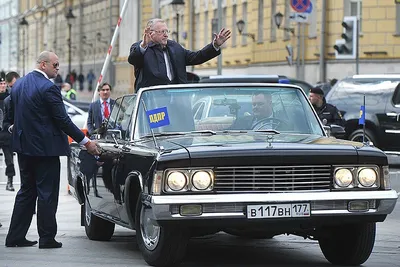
xmin=289 ymin=12 xmax=309 ymax=23
xmin=305 ymin=2 xmax=313 ymax=13
xmin=290 ymin=0 xmax=311 ymax=13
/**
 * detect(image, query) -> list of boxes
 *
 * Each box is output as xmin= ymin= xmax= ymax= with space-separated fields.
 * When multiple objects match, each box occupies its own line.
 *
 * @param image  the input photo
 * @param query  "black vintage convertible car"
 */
xmin=69 ymin=83 xmax=398 ymax=267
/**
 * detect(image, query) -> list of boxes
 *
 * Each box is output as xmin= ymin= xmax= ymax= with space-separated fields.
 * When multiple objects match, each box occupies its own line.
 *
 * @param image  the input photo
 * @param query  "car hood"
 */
xmin=141 ymin=133 xmax=387 ymax=166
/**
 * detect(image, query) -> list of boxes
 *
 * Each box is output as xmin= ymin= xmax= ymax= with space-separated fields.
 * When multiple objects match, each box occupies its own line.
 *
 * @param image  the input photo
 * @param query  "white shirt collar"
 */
xmin=34 ymin=69 xmax=49 ymax=80
xmin=101 ymin=98 xmax=110 ymax=104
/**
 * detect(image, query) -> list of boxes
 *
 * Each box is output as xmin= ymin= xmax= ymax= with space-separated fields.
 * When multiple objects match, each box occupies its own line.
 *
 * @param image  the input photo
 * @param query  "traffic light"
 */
xmin=333 ymin=16 xmax=357 ymax=59
xmin=286 ymin=45 xmax=293 ymax=66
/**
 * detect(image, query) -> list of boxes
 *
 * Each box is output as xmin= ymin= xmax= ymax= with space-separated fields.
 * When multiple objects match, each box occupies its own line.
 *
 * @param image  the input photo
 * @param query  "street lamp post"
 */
xmin=65 ymin=7 xmax=75 ymax=77
xmin=19 ymin=17 xmax=29 ymax=76
xmin=170 ymin=0 xmax=185 ymax=44
xmin=273 ymin=12 xmax=295 ymax=36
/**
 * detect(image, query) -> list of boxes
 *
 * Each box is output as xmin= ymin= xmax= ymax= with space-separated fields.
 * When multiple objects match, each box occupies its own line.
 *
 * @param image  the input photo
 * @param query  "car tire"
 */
xmin=318 ymin=222 xmax=376 ymax=265
xmin=84 ymin=199 xmax=115 ymax=241
xmin=135 ymin=193 xmax=189 ymax=267
xmin=348 ymin=129 xmax=376 ymax=146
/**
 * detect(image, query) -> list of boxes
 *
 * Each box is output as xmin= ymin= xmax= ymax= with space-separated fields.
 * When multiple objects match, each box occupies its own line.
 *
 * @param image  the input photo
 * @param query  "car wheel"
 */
xmin=84 ymin=199 xmax=115 ymax=241
xmin=349 ymin=129 xmax=376 ymax=145
xmin=224 ymin=228 xmax=275 ymax=239
xmin=318 ymin=222 xmax=376 ymax=265
xmin=135 ymin=193 xmax=189 ymax=267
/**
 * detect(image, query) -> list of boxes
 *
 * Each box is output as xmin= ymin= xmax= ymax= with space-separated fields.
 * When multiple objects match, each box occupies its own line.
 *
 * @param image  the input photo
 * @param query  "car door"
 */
xmin=92 ymin=95 xmax=137 ymax=225
xmin=84 ymin=97 xmax=124 ymax=221
xmin=382 ymin=84 xmax=400 ymax=151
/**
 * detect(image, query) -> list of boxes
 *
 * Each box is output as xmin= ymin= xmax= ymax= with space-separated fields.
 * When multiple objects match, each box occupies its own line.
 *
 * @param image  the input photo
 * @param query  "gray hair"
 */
xmin=146 ymin=18 xmax=165 ymax=29
xmin=36 ymin=51 xmax=53 ymax=64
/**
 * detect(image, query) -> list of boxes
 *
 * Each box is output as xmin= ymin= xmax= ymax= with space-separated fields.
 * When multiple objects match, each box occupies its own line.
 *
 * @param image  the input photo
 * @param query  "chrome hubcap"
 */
xmin=140 ymin=204 xmax=160 ymax=251
xmin=85 ymin=201 xmax=91 ymax=226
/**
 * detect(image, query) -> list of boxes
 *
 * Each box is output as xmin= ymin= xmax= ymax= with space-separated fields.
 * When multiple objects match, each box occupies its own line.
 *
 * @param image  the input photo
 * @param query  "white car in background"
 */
xmin=64 ymin=100 xmax=88 ymax=129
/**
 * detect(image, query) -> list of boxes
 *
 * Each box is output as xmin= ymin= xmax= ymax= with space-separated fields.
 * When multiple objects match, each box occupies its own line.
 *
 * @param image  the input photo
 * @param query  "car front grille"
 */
xmin=213 ymin=165 xmax=332 ymax=193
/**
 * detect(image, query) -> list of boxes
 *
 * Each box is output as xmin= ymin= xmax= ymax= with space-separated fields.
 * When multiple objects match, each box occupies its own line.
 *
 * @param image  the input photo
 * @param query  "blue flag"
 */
xmin=359 ymin=105 xmax=365 ymax=125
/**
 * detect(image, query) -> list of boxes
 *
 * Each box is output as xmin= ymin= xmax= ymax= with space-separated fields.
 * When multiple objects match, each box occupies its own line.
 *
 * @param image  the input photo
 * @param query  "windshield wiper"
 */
xmin=190 ymin=130 xmax=217 ymax=135
xmin=142 ymin=132 xmax=187 ymax=138
xmin=254 ymin=129 xmax=280 ymax=134
xmin=222 ymin=130 xmax=248 ymax=133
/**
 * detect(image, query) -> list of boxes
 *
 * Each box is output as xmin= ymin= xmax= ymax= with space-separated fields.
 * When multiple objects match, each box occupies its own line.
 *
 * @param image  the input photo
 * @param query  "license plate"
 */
xmin=247 ymin=203 xmax=310 ymax=219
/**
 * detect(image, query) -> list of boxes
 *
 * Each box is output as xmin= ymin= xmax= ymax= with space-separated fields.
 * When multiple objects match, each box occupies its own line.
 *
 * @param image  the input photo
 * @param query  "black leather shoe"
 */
xmin=5 ymin=239 xmax=38 ymax=247
xmin=39 ymin=240 xmax=62 ymax=249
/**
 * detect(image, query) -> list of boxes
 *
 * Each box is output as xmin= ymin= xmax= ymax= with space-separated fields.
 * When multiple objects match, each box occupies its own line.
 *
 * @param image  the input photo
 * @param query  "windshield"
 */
xmin=134 ymin=86 xmax=324 ymax=139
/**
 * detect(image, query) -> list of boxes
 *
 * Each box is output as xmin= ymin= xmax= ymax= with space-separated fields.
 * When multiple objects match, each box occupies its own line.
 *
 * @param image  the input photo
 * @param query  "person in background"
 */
xmin=83 ymin=82 xmax=115 ymax=197
xmin=87 ymin=82 xmax=115 ymax=135
xmin=0 ymin=74 xmax=17 ymax=191
xmin=309 ymin=86 xmax=345 ymax=126
xmin=78 ymin=72 xmax=85 ymax=91
xmin=87 ymin=70 xmax=95 ymax=92
xmin=62 ymin=82 xmax=77 ymax=100
xmin=4 ymin=51 xmax=100 ymax=249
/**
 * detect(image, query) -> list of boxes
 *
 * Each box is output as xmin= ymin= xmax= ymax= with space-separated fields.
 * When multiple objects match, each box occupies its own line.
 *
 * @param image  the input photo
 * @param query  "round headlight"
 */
xmin=358 ymin=168 xmax=377 ymax=187
xmin=334 ymin=168 xmax=353 ymax=187
xmin=167 ymin=172 xmax=187 ymax=191
xmin=192 ymin=171 xmax=212 ymax=190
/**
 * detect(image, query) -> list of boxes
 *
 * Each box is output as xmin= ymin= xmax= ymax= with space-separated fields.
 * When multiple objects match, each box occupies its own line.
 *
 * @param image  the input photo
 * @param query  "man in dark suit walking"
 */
xmin=128 ymin=18 xmax=231 ymax=91
xmin=4 ymin=51 xmax=100 ymax=249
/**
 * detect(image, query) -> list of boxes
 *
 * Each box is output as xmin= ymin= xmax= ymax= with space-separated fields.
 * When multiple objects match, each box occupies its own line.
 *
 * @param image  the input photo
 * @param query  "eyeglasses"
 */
xmin=42 ymin=61 xmax=59 ymax=68
xmin=151 ymin=29 xmax=170 ymax=35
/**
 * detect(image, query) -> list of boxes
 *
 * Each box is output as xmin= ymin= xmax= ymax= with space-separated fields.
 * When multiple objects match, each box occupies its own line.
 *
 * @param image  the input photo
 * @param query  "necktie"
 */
xmin=103 ymin=101 xmax=110 ymax=118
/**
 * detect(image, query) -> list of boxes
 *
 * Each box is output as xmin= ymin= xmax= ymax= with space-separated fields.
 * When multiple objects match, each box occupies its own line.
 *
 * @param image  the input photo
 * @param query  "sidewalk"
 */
xmin=0 ymin=157 xmax=69 ymax=230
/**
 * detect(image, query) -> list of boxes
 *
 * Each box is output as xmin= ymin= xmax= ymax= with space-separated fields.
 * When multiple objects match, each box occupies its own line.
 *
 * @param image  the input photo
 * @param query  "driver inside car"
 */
xmin=230 ymin=92 xmax=277 ymax=130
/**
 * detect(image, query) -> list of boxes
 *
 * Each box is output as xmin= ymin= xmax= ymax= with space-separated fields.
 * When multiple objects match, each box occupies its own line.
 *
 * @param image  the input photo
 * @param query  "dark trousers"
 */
xmin=1 ymin=145 xmax=15 ymax=177
xmin=5 ymin=154 xmax=60 ymax=244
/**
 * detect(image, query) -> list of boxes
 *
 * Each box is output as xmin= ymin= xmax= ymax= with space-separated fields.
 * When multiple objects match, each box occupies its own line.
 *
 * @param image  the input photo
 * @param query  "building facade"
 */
xmin=150 ymin=0 xmax=400 ymax=85
xmin=0 ymin=0 xmax=19 ymax=73
xmin=7 ymin=0 xmax=400 ymax=94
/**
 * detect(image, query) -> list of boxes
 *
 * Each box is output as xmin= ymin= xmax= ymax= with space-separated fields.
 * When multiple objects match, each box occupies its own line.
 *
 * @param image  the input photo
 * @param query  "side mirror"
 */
xmin=67 ymin=107 xmax=77 ymax=115
xmin=328 ymin=124 xmax=346 ymax=139
xmin=105 ymin=129 xmax=122 ymax=140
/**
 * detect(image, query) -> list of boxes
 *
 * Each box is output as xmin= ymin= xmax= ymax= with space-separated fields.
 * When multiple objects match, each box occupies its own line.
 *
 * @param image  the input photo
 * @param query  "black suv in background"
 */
xmin=326 ymin=75 xmax=400 ymax=152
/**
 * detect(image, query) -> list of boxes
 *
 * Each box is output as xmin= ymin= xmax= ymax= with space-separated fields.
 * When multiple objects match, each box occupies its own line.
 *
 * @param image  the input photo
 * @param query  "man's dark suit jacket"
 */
xmin=87 ymin=99 xmax=115 ymax=135
xmin=7 ymin=71 xmax=85 ymax=156
xmin=128 ymin=40 xmax=220 ymax=91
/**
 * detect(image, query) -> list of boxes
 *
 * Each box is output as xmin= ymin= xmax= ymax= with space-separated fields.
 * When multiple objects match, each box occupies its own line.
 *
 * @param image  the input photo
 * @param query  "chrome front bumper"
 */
xmin=146 ymin=190 xmax=399 ymax=221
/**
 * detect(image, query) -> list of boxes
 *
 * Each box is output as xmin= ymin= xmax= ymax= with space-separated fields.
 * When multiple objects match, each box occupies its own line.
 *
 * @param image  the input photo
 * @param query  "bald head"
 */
xmin=36 ymin=51 xmax=59 ymax=79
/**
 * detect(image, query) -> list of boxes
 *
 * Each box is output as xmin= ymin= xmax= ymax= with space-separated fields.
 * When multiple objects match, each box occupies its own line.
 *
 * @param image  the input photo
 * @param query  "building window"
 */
xmin=308 ymin=0 xmax=317 ymax=38
xmin=396 ymin=4 xmax=400 ymax=34
xmin=232 ymin=5 xmax=237 ymax=47
xmin=284 ymin=0 xmax=291 ymax=40
xmin=195 ymin=14 xmax=200 ymax=49
xmin=241 ymin=2 xmax=247 ymax=46
xmin=270 ymin=0 xmax=277 ymax=42
xmin=257 ymin=0 xmax=263 ymax=43
xmin=204 ymin=11 xmax=208 ymax=47
xmin=344 ymin=0 xmax=362 ymax=32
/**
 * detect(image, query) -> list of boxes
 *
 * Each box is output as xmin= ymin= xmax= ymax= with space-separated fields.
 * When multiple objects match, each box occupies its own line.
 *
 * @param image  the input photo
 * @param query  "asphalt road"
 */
xmin=0 ymin=157 xmax=399 ymax=267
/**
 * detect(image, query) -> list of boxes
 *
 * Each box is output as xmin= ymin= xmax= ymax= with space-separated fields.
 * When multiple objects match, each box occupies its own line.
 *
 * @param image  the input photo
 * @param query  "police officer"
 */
xmin=62 ymin=82 xmax=77 ymax=100
xmin=0 ymin=76 xmax=16 ymax=191
xmin=309 ymin=86 xmax=345 ymax=126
